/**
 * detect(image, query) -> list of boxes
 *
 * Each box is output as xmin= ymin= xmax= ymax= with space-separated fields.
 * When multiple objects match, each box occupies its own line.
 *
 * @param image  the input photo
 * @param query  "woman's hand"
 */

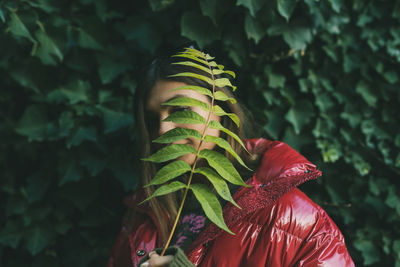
xmin=140 ymin=251 xmax=174 ymax=267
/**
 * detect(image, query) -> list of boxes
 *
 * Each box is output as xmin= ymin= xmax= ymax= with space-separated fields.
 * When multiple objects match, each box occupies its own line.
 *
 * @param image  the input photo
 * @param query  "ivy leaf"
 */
xmin=9 ymin=68 xmax=39 ymax=93
xmin=204 ymin=135 xmax=250 ymax=170
xmin=148 ymin=0 xmax=175 ymax=11
xmin=285 ymin=99 xmax=314 ymax=134
xmin=200 ymin=0 xmax=218 ymax=25
xmin=214 ymin=91 xmax=236 ymax=103
xmin=162 ymin=96 xmax=210 ymax=111
xmin=277 ymin=0 xmax=297 ymax=21
xmin=0 ymin=6 xmax=5 ymax=23
xmin=190 ymin=183 xmax=234 ymax=234
xmin=236 ymin=0 xmax=265 ymax=17
xmin=58 ymin=160 xmax=83 ymax=185
xmin=266 ymin=66 xmax=286 ymax=88
xmin=209 ymin=120 xmax=248 ymax=152
xmin=244 ymin=13 xmax=266 ymax=44
xmin=117 ymin=19 xmax=161 ymax=54
xmin=8 ymin=12 xmax=35 ymax=42
xmin=164 ymin=110 xmax=206 ymax=124
xmin=213 ymin=105 xmax=240 ymax=126
xmin=356 ymin=81 xmax=377 ymax=107
xmin=25 ymin=227 xmax=51 ymax=255
xmin=47 ymin=80 xmax=90 ymax=105
xmin=353 ymin=239 xmax=380 ymax=265
xmin=26 ymin=174 xmax=51 ymax=204
xmin=181 ymin=11 xmax=219 ymax=48
xmin=169 ymin=85 xmax=212 ymax=97
xmin=153 ymin=127 xmax=202 ymax=144
xmin=35 ymin=29 xmax=63 ymax=65
xmin=142 ymin=181 xmax=186 ymax=203
xmin=268 ymin=23 xmax=312 ymax=50
xmin=15 ymin=105 xmax=48 ymax=142
xmin=194 ymin=167 xmax=240 ymax=208
xmin=328 ymin=0 xmax=343 ymax=13
xmin=97 ymin=54 xmax=129 ymax=84
xmin=144 ymin=160 xmax=191 ymax=187
xmin=143 ymin=144 xmax=196 ymax=163
xmin=78 ymin=28 xmax=103 ymax=51
xmin=58 ymin=111 xmax=74 ymax=138
xmin=199 ymin=149 xmax=247 ymax=186
xmin=98 ymin=107 xmax=134 ymax=134
xmin=263 ymin=109 xmax=285 ymax=140
xmin=66 ymin=126 xmax=97 ymax=148
xmin=283 ymin=125 xmax=313 ymax=151
xmin=5 ymin=196 xmax=27 ymax=216
xmin=0 ymin=221 xmax=22 ymax=249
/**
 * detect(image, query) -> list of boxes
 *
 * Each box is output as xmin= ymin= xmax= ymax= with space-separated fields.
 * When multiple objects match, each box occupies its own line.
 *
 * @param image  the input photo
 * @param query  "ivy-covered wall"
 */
xmin=1 ymin=0 xmax=399 ymax=266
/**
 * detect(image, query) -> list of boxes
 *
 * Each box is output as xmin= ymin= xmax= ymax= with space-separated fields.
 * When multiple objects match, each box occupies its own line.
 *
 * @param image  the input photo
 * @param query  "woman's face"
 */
xmin=146 ymin=80 xmax=221 ymax=165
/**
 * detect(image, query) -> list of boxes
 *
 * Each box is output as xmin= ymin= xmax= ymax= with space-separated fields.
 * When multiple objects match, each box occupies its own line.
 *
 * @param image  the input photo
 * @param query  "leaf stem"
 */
xmin=160 ymin=52 xmax=217 ymax=256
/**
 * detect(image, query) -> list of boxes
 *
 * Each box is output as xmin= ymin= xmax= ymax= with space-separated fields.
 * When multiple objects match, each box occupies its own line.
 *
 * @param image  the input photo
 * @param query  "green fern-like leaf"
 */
xmin=199 ymin=149 xmax=248 ymax=186
xmin=144 ymin=160 xmax=192 ymax=187
xmin=153 ymin=127 xmax=202 ymax=144
xmin=163 ymin=110 xmax=206 ymax=124
xmin=162 ymin=96 xmax=210 ymax=111
xmin=169 ymin=85 xmax=213 ymax=97
xmin=194 ymin=167 xmax=240 ymax=208
xmin=142 ymin=47 xmax=251 ymax=254
xmin=190 ymin=183 xmax=234 ymax=235
xmin=143 ymin=144 xmax=196 ymax=163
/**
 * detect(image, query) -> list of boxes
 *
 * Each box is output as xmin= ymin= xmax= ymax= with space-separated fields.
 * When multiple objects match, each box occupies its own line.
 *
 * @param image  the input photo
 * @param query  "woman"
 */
xmin=107 ymin=49 xmax=355 ymax=267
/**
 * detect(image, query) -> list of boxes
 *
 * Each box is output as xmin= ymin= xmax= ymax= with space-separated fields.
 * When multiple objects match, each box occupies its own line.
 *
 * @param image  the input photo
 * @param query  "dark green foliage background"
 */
xmin=1 ymin=0 xmax=399 ymax=266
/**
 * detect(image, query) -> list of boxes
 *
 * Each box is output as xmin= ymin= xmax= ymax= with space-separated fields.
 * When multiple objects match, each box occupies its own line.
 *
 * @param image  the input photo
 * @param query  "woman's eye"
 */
xmin=171 ymin=106 xmax=190 ymax=113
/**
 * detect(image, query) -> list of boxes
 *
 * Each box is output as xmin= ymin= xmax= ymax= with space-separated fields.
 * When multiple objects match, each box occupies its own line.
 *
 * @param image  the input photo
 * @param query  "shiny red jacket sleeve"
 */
xmin=296 ymin=235 xmax=355 ymax=266
xmin=268 ymin=189 xmax=355 ymax=267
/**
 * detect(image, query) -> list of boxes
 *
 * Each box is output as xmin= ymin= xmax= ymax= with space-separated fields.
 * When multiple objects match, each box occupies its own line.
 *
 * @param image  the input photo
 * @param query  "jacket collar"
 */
xmin=186 ymin=138 xmax=322 ymax=254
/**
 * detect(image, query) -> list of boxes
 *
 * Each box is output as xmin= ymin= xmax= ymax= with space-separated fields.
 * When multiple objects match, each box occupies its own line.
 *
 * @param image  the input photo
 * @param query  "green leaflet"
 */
xmin=169 ymin=72 xmax=214 ymax=86
xmin=141 ymin=181 xmax=186 ymax=203
xmin=173 ymin=61 xmax=235 ymax=79
xmin=204 ymin=135 xmax=251 ymax=170
xmin=162 ymin=96 xmax=210 ymax=112
xmin=194 ymin=167 xmax=240 ymax=208
xmin=172 ymin=53 xmax=211 ymax=67
xmin=199 ymin=149 xmax=248 ymax=186
xmin=214 ymin=91 xmax=236 ymax=103
xmin=144 ymin=160 xmax=191 ymax=187
xmin=169 ymin=85 xmax=212 ymax=97
xmin=277 ymin=0 xmax=297 ymax=21
xmin=213 ymin=105 xmax=240 ymax=127
xmin=143 ymin=144 xmax=196 ymax=163
xmin=153 ymin=127 xmax=202 ymax=144
xmin=209 ymin=120 xmax=248 ymax=152
xmin=172 ymin=61 xmax=212 ymax=75
xmin=212 ymin=69 xmax=236 ymax=78
xmin=8 ymin=12 xmax=35 ymax=42
xmin=190 ymin=183 xmax=234 ymax=235
xmin=179 ymin=48 xmax=214 ymax=60
xmin=215 ymin=78 xmax=236 ymax=90
xmin=164 ymin=110 xmax=206 ymax=124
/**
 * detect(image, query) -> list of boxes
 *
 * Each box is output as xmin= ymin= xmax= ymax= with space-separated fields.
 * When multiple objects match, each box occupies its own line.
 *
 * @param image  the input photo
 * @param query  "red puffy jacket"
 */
xmin=107 ymin=139 xmax=355 ymax=267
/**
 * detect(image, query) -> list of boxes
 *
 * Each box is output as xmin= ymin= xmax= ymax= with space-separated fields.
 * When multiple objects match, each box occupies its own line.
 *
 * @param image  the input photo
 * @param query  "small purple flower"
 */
xmin=174 ymin=213 xmax=206 ymax=247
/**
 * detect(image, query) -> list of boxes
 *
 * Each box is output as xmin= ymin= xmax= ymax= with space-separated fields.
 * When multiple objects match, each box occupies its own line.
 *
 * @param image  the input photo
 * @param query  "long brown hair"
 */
xmin=134 ymin=52 xmax=259 ymax=241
